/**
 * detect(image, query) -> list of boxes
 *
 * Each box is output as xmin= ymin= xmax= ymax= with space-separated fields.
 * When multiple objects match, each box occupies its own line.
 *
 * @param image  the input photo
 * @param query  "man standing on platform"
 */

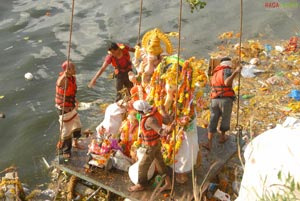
xmin=128 ymin=100 xmax=174 ymax=193
xmin=203 ymin=57 xmax=241 ymax=151
xmin=55 ymin=60 xmax=83 ymax=159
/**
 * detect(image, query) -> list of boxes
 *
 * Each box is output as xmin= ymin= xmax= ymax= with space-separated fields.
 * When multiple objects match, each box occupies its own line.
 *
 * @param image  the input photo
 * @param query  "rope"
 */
xmin=58 ymin=0 xmax=76 ymax=164
xmin=137 ymin=0 xmax=143 ymax=45
xmin=235 ymin=0 xmax=245 ymax=169
xmin=170 ymin=0 xmax=183 ymax=197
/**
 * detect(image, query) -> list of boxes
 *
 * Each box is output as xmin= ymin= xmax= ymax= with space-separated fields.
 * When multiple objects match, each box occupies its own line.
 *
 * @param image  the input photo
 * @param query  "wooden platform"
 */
xmin=53 ymin=127 xmax=238 ymax=201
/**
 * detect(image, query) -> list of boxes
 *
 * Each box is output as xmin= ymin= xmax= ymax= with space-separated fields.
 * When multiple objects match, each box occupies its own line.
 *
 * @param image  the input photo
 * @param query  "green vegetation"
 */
xmin=258 ymin=171 xmax=300 ymax=201
xmin=186 ymin=0 xmax=207 ymax=13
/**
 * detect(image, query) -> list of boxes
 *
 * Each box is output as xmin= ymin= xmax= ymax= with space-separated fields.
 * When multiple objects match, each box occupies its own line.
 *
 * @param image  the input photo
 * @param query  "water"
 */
xmin=0 ymin=0 xmax=299 ymax=186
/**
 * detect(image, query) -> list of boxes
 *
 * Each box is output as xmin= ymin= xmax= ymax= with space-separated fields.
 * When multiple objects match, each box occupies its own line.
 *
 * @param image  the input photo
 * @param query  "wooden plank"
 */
xmin=53 ymin=126 xmax=237 ymax=200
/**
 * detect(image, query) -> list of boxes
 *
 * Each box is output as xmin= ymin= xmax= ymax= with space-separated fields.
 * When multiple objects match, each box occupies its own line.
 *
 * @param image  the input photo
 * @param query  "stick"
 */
xmin=86 ymin=186 xmax=101 ymax=201
xmin=42 ymin=157 xmax=50 ymax=169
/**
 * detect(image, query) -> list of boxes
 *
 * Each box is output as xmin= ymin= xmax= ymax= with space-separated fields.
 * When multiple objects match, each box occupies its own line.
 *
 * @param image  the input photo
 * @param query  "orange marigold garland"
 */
xmin=147 ymin=55 xmax=208 ymax=164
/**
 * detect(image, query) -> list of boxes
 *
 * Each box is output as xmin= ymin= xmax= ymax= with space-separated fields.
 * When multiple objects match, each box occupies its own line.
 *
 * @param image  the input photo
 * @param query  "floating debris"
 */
xmin=24 ymin=72 xmax=33 ymax=80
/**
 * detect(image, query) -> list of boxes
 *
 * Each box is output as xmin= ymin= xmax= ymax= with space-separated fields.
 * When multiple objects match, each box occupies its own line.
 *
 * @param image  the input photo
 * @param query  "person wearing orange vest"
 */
xmin=55 ymin=61 xmax=83 ymax=159
xmin=203 ymin=57 xmax=241 ymax=151
xmin=88 ymin=42 xmax=135 ymax=101
xmin=128 ymin=100 xmax=175 ymax=193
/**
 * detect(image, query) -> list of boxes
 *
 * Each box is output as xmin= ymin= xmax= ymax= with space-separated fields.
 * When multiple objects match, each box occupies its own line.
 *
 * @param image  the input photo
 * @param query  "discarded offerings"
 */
xmin=0 ymin=167 xmax=25 ymax=200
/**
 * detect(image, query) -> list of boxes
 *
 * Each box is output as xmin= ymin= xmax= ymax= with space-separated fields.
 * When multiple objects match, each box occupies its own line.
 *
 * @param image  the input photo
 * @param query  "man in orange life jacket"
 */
xmin=55 ymin=61 xmax=83 ymax=159
xmin=203 ymin=57 xmax=241 ymax=151
xmin=88 ymin=42 xmax=135 ymax=101
xmin=128 ymin=100 xmax=175 ymax=193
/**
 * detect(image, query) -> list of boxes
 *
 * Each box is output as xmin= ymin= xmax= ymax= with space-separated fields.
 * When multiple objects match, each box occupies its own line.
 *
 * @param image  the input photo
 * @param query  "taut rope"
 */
xmin=58 ymin=0 xmax=76 ymax=164
xmin=170 ymin=0 xmax=183 ymax=197
xmin=235 ymin=0 xmax=245 ymax=169
xmin=137 ymin=0 xmax=143 ymax=44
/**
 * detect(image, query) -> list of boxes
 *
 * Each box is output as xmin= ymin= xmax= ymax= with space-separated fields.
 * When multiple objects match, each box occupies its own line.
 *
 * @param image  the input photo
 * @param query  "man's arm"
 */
xmin=145 ymin=117 xmax=161 ymax=134
xmin=56 ymin=71 xmax=68 ymax=88
xmin=88 ymin=61 xmax=109 ymax=88
xmin=128 ymin=47 xmax=136 ymax=52
xmin=145 ymin=116 xmax=175 ymax=137
xmin=224 ymin=67 xmax=241 ymax=86
xmin=126 ymin=44 xmax=135 ymax=53
xmin=159 ymin=105 xmax=173 ymax=125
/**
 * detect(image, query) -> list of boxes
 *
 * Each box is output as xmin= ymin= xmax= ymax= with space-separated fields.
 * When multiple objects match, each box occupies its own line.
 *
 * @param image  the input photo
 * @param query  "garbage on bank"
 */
xmin=196 ymin=33 xmax=300 ymax=200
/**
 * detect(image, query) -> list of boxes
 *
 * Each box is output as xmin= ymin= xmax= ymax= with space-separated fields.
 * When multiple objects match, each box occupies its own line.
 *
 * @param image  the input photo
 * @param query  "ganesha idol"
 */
xmin=147 ymin=56 xmax=208 ymax=184
xmin=133 ymin=28 xmax=173 ymax=92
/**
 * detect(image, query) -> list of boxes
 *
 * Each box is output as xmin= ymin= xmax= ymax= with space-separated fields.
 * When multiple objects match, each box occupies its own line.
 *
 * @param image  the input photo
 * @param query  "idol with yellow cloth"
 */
xmin=133 ymin=28 xmax=173 ymax=93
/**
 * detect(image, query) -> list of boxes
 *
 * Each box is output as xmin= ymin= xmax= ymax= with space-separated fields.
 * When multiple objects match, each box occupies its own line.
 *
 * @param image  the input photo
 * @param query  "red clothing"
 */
xmin=140 ymin=107 xmax=162 ymax=147
xmin=55 ymin=73 xmax=77 ymax=107
xmin=105 ymin=44 xmax=132 ymax=74
xmin=210 ymin=65 xmax=235 ymax=99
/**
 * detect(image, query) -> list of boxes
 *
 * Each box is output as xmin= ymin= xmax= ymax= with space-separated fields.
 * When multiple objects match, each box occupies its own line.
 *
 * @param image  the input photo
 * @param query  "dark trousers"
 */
xmin=138 ymin=142 xmax=170 ymax=185
xmin=115 ymin=71 xmax=133 ymax=101
xmin=60 ymin=130 xmax=81 ymax=155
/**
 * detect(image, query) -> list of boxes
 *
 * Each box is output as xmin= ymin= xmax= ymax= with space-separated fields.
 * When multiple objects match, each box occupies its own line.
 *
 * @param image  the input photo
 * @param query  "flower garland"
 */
xmin=147 ymin=55 xmax=208 ymax=164
xmin=119 ymin=113 xmax=139 ymax=157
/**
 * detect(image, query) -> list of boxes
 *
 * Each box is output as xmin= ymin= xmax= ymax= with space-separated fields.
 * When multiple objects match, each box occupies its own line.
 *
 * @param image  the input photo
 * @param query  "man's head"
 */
xmin=220 ymin=57 xmax=231 ymax=62
xmin=107 ymin=42 xmax=120 ymax=57
xmin=220 ymin=57 xmax=232 ymax=67
xmin=107 ymin=42 xmax=119 ymax=51
xmin=61 ymin=60 xmax=76 ymax=75
xmin=133 ymin=100 xmax=152 ymax=114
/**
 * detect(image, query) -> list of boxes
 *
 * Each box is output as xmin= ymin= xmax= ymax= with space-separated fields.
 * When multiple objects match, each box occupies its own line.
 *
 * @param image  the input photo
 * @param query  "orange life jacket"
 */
xmin=110 ymin=44 xmax=132 ymax=74
xmin=55 ymin=72 xmax=77 ymax=107
xmin=140 ymin=107 xmax=162 ymax=146
xmin=210 ymin=65 xmax=235 ymax=99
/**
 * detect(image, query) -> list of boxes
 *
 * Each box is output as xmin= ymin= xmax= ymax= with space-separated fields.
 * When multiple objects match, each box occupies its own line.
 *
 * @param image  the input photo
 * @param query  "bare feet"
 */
xmin=128 ymin=184 xmax=144 ymax=192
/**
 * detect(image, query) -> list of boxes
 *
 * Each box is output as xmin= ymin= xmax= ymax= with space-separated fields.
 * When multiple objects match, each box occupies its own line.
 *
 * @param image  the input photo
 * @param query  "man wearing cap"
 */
xmin=88 ymin=42 xmax=135 ymax=101
xmin=128 ymin=100 xmax=174 ymax=192
xmin=55 ymin=60 xmax=83 ymax=159
xmin=204 ymin=57 xmax=241 ymax=151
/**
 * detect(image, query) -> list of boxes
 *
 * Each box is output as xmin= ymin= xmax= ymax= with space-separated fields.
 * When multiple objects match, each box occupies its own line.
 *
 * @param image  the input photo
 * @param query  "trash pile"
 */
xmin=0 ymin=166 xmax=55 ymax=201
xmin=200 ymin=32 xmax=300 ymax=201
xmin=201 ymin=32 xmax=300 ymax=136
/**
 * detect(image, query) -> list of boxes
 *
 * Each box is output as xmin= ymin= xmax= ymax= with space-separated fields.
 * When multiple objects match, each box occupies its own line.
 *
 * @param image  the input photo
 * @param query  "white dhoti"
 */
xmin=59 ymin=109 xmax=82 ymax=140
xmin=173 ymin=118 xmax=199 ymax=173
